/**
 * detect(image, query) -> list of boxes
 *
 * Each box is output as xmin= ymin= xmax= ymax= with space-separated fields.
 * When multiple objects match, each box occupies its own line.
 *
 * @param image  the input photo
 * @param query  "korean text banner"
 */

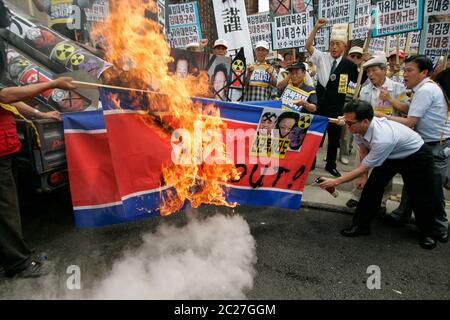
xmin=63 ymin=91 xmax=328 ymax=228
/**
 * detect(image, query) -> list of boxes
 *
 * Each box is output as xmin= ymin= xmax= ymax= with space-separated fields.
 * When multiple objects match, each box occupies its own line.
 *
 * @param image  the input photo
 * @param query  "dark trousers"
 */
xmin=321 ymin=122 xmax=341 ymax=170
xmin=0 ymin=154 xmax=31 ymax=272
xmin=353 ymin=144 xmax=436 ymax=236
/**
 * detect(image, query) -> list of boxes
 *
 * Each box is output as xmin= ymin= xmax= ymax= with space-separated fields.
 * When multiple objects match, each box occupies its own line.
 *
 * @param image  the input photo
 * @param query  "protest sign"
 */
xmin=351 ymin=0 xmax=372 ymax=40
xmin=168 ymin=1 xmax=202 ymax=49
xmin=318 ymin=0 xmax=356 ymax=25
xmin=373 ymin=0 xmax=424 ymax=37
xmin=213 ymin=0 xmax=253 ymax=63
xmin=314 ymin=26 xmax=330 ymax=52
xmin=247 ymin=12 xmax=273 ymax=50
xmin=271 ymin=12 xmax=313 ymax=50
xmin=418 ymin=1 xmax=449 ymax=56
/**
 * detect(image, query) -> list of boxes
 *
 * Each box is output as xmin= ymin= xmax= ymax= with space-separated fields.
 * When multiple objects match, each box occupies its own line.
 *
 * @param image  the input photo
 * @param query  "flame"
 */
xmin=93 ymin=0 xmax=238 ymax=215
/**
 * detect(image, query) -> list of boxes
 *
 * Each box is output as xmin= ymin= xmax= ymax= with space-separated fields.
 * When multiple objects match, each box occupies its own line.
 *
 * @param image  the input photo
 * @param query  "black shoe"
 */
xmin=5 ymin=260 xmax=51 ymax=279
xmin=432 ymin=231 xmax=449 ymax=243
xmin=419 ymin=236 xmax=436 ymax=250
xmin=325 ymin=167 xmax=341 ymax=177
xmin=381 ymin=214 xmax=404 ymax=227
xmin=376 ymin=206 xmax=387 ymax=219
xmin=346 ymin=199 xmax=359 ymax=208
xmin=340 ymin=225 xmax=370 ymax=237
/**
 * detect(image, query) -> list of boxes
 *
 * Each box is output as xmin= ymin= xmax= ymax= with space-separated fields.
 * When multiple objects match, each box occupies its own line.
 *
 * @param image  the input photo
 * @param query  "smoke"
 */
xmin=1 ymin=212 xmax=257 ymax=300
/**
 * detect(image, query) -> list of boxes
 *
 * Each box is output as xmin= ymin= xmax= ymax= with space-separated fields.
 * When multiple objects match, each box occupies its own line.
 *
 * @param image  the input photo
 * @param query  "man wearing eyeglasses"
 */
xmin=318 ymin=100 xmax=438 ymax=249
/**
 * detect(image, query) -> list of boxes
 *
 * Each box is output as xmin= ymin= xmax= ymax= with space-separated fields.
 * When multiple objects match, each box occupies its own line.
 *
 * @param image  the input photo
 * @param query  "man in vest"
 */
xmin=305 ymin=19 xmax=359 ymax=177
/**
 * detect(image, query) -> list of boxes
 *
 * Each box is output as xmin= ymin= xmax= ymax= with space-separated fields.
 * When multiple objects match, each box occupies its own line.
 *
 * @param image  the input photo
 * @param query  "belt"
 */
xmin=426 ymin=138 xmax=450 ymax=146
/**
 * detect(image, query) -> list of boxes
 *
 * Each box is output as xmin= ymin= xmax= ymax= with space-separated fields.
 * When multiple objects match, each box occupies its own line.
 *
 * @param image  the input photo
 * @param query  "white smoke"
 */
xmin=1 ymin=212 xmax=257 ymax=300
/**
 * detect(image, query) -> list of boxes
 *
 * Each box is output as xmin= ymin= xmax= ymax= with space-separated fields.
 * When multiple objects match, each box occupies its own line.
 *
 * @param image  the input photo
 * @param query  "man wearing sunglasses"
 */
xmin=318 ymin=100 xmax=438 ymax=250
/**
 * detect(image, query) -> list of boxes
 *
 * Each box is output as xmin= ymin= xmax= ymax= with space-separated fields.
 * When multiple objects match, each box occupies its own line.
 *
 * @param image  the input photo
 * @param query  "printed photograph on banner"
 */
xmin=207 ymin=55 xmax=232 ymax=101
xmin=251 ymin=108 xmax=313 ymax=158
xmin=373 ymin=0 xmax=424 ymax=37
xmin=169 ymin=48 xmax=201 ymax=78
xmin=318 ymin=0 xmax=356 ymax=25
xmin=292 ymin=0 xmax=308 ymax=13
xmin=270 ymin=0 xmax=291 ymax=16
xmin=247 ymin=12 xmax=273 ymax=50
xmin=24 ymin=26 xmax=66 ymax=56
xmin=271 ymin=12 xmax=313 ymax=50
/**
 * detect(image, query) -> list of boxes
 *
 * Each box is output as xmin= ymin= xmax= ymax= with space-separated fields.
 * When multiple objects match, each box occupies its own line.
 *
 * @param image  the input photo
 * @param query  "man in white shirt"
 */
xmin=381 ymin=56 xmax=449 ymax=244
xmin=319 ymin=100 xmax=438 ymax=249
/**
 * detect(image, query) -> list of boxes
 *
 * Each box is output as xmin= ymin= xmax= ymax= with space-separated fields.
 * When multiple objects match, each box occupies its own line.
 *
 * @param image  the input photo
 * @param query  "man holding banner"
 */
xmin=305 ymin=18 xmax=359 ymax=177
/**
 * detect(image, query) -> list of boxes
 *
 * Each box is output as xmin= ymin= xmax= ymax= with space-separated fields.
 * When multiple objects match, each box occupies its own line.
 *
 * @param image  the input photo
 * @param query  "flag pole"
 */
xmin=71 ymin=80 xmax=159 ymax=95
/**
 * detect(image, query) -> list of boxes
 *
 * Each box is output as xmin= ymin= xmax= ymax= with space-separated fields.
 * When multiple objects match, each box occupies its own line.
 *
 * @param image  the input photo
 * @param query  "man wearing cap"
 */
xmin=244 ymin=40 xmax=277 ymax=102
xmin=213 ymin=39 xmax=228 ymax=57
xmin=277 ymin=62 xmax=317 ymax=114
xmin=305 ymin=18 xmax=359 ymax=177
xmin=387 ymin=49 xmax=406 ymax=84
xmin=346 ymin=55 xmax=411 ymax=211
xmin=381 ymin=55 xmax=449 ymax=244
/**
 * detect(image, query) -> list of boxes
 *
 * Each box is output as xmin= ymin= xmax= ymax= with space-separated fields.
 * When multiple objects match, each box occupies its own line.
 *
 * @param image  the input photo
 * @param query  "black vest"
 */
xmin=316 ymin=58 xmax=359 ymax=118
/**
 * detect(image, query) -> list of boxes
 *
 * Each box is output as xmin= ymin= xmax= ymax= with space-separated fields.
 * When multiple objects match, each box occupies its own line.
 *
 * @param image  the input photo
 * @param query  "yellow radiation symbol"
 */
xmin=55 ymin=43 xmax=75 ymax=61
xmin=232 ymin=59 xmax=244 ymax=71
xmin=18 ymin=59 xmax=31 ymax=67
xmin=298 ymin=115 xmax=312 ymax=130
xmin=70 ymin=53 xmax=85 ymax=66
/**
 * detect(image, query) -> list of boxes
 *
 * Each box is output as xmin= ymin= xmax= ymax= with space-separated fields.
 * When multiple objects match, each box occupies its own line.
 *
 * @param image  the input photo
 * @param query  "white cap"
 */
xmin=362 ymin=56 xmax=387 ymax=69
xmin=186 ymin=42 xmax=200 ymax=49
xmin=213 ymin=39 xmax=228 ymax=49
xmin=255 ymin=40 xmax=270 ymax=50
xmin=349 ymin=46 xmax=363 ymax=55
xmin=330 ymin=23 xmax=348 ymax=43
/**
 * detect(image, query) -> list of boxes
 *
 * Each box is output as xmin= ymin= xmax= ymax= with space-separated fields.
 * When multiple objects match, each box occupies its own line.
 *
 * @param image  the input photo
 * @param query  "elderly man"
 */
xmin=243 ymin=40 xmax=277 ymax=101
xmin=305 ymin=18 xmax=359 ymax=177
xmin=212 ymin=39 xmax=228 ymax=57
xmin=319 ymin=100 xmax=438 ymax=249
xmin=346 ymin=55 xmax=410 ymax=210
xmin=277 ymin=61 xmax=317 ymax=114
xmin=387 ymin=49 xmax=406 ymax=84
xmin=381 ymin=56 xmax=449 ymax=244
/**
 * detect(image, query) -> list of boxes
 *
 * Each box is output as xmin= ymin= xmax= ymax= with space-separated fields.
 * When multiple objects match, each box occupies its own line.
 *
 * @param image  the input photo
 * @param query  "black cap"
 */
xmin=286 ymin=61 xmax=306 ymax=71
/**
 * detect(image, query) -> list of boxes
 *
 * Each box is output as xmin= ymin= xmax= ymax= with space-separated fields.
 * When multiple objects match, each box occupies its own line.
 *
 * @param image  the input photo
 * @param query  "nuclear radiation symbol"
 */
xmin=17 ymin=59 xmax=31 ymax=67
xmin=298 ymin=115 xmax=312 ymax=130
xmin=55 ymin=43 xmax=75 ymax=61
xmin=70 ymin=53 xmax=85 ymax=66
xmin=232 ymin=59 xmax=244 ymax=71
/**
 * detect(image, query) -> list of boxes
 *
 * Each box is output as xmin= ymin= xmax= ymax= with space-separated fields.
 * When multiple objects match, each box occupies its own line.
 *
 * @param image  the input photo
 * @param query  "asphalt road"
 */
xmin=1 ymin=188 xmax=449 ymax=300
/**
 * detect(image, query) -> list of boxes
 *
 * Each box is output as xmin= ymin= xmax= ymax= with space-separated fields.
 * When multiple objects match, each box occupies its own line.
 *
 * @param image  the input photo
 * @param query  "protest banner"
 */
xmin=64 ymin=91 xmax=328 ymax=228
xmin=213 ymin=0 xmax=254 ymax=63
xmin=157 ymin=0 xmax=166 ymax=34
xmin=318 ymin=0 xmax=356 ymax=25
xmin=271 ymin=12 xmax=313 ymax=51
xmin=386 ymin=31 xmax=420 ymax=54
xmin=350 ymin=0 xmax=372 ymax=40
xmin=6 ymin=9 xmax=112 ymax=78
xmin=314 ymin=26 xmax=330 ymax=52
xmin=373 ymin=0 xmax=424 ymax=37
xmin=167 ymin=1 xmax=202 ymax=49
xmin=247 ymin=12 xmax=273 ymax=50
xmin=368 ymin=36 xmax=387 ymax=54
xmin=418 ymin=0 xmax=449 ymax=56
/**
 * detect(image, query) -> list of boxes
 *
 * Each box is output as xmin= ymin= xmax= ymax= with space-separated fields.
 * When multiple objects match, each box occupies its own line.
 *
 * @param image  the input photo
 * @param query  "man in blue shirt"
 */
xmin=319 ymin=100 xmax=438 ymax=249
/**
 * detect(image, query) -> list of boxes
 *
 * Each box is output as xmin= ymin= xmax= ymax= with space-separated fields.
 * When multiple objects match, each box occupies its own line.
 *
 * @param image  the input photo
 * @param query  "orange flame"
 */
xmin=93 ymin=0 xmax=238 ymax=215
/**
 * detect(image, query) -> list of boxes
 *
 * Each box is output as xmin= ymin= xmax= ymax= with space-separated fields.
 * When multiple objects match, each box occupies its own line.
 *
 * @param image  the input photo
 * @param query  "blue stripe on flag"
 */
xmin=225 ymin=187 xmax=303 ymax=210
xmin=308 ymin=114 xmax=329 ymax=133
xmin=74 ymin=187 xmax=176 ymax=228
xmin=63 ymin=110 xmax=105 ymax=131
